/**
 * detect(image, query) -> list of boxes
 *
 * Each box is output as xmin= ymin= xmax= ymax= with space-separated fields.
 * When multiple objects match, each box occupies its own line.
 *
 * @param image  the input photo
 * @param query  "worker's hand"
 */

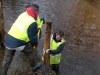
xmin=37 ymin=28 xmax=42 ymax=39
xmin=46 ymin=49 xmax=50 ymax=53
xmin=40 ymin=17 xmax=45 ymax=24
xmin=43 ymin=49 xmax=50 ymax=54
xmin=33 ymin=44 xmax=38 ymax=49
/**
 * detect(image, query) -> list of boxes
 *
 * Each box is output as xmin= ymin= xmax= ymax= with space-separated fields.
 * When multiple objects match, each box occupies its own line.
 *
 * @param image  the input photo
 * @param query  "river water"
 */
xmin=1 ymin=0 xmax=100 ymax=75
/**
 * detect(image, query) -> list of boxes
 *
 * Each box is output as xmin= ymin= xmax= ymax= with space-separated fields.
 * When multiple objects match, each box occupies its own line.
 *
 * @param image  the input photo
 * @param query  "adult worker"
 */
xmin=1 ymin=3 xmax=43 ymax=75
xmin=43 ymin=30 xmax=65 ymax=74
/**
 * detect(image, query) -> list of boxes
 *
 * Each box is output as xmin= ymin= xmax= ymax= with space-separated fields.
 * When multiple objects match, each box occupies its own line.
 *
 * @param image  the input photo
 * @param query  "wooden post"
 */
xmin=0 ymin=0 xmax=4 ymax=24
xmin=43 ymin=21 xmax=52 ymax=67
xmin=0 ymin=0 xmax=6 ymax=50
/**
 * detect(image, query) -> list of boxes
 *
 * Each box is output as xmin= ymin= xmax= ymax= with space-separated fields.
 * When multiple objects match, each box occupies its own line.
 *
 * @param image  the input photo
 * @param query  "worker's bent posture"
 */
xmin=1 ymin=3 xmax=42 ymax=75
xmin=43 ymin=30 xmax=65 ymax=74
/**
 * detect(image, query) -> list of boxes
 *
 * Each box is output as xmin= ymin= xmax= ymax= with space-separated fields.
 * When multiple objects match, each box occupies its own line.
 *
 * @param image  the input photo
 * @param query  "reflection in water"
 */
xmin=65 ymin=0 xmax=100 ymax=52
xmin=84 ymin=0 xmax=100 ymax=10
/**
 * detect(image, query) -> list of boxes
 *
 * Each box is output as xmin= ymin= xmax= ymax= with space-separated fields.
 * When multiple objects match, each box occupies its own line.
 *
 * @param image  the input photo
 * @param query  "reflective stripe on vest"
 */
xmin=8 ymin=12 xmax=35 ymax=42
xmin=14 ymin=17 xmax=34 ymax=33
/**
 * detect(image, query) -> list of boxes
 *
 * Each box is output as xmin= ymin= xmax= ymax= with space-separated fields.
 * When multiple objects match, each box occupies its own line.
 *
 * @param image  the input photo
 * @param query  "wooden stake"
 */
xmin=0 ymin=0 xmax=4 ymax=24
xmin=0 ymin=0 xmax=6 ymax=50
xmin=43 ymin=21 xmax=52 ymax=67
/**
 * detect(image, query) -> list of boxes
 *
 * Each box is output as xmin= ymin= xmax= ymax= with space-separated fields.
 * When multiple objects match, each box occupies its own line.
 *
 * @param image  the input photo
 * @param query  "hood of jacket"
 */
xmin=26 ymin=7 xmax=37 ymax=20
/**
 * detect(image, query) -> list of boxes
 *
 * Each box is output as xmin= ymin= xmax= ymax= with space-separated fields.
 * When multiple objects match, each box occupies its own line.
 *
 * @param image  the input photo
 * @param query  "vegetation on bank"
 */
xmin=8 ymin=68 xmax=56 ymax=75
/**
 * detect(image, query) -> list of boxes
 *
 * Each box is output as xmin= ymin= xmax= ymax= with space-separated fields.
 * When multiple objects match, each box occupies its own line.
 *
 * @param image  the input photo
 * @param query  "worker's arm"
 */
xmin=37 ymin=16 xmax=45 ymax=39
xmin=48 ymin=42 xmax=65 ymax=54
xmin=27 ymin=22 xmax=38 ymax=47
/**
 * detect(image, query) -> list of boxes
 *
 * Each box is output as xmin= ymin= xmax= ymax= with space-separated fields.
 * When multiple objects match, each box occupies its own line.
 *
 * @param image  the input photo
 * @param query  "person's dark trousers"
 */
xmin=1 ymin=44 xmax=36 ymax=75
xmin=21 ymin=43 xmax=36 ymax=69
xmin=52 ymin=64 xmax=59 ymax=74
xmin=1 ymin=48 xmax=16 ymax=75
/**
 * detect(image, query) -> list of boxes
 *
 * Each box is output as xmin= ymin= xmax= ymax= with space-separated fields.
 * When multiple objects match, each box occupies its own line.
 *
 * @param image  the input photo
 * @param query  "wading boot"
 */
xmin=32 ymin=62 xmax=42 ymax=71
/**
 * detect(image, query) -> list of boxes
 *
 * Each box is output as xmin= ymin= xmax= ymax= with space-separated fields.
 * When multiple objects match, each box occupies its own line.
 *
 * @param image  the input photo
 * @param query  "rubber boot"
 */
xmin=32 ymin=62 xmax=42 ymax=71
xmin=1 ymin=65 xmax=8 ymax=75
xmin=1 ymin=49 xmax=15 ymax=75
xmin=52 ymin=64 xmax=59 ymax=75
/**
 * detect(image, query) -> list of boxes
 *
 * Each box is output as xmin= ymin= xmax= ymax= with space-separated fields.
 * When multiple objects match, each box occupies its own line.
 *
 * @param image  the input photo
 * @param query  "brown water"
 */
xmin=1 ymin=0 xmax=100 ymax=75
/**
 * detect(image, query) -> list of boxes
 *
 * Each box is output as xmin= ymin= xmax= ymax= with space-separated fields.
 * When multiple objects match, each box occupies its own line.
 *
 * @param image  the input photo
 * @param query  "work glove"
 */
xmin=40 ymin=17 xmax=45 ymax=24
xmin=37 ymin=28 xmax=42 ymax=39
xmin=43 ymin=49 xmax=50 ymax=54
xmin=45 ymin=49 xmax=50 ymax=53
xmin=33 ymin=44 xmax=38 ymax=49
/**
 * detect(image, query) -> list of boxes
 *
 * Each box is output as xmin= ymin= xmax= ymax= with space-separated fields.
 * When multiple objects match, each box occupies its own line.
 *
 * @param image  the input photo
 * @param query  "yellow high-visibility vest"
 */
xmin=8 ymin=12 xmax=36 ymax=42
xmin=42 ymin=34 xmax=65 ymax=64
xmin=36 ymin=16 xmax=41 ymax=28
xmin=50 ymin=34 xmax=65 ymax=64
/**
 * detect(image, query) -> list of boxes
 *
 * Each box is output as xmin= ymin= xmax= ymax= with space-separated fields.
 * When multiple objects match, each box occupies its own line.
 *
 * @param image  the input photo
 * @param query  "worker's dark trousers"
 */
xmin=1 ymin=44 xmax=35 ymax=75
xmin=52 ymin=64 xmax=59 ymax=74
